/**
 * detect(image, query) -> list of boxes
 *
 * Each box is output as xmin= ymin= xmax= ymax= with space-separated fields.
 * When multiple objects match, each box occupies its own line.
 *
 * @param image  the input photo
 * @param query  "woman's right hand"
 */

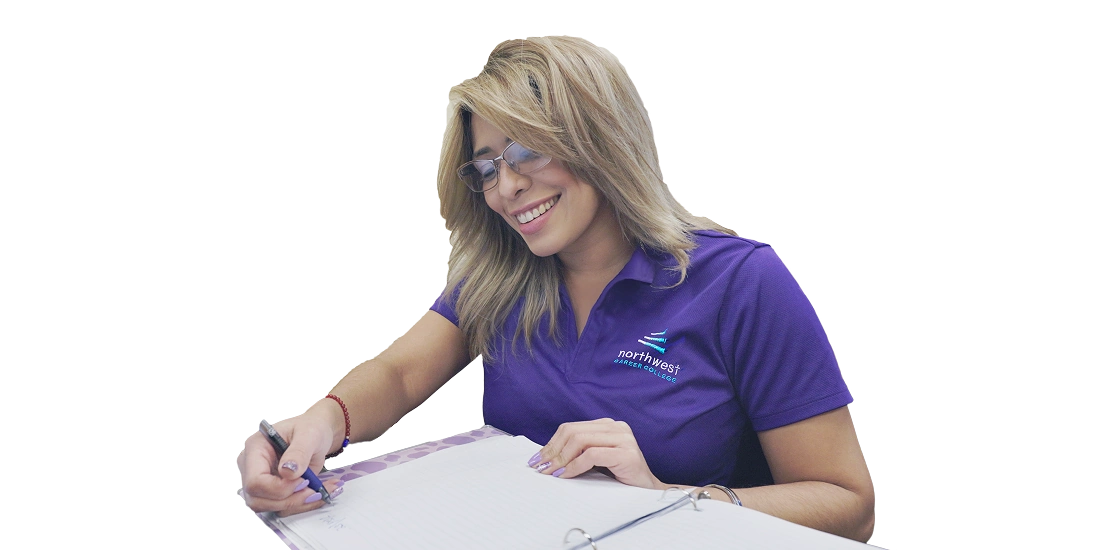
xmin=236 ymin=311 xmax=471 ymax=516
xmin=236 ymin=406 xmax=344 ymax=516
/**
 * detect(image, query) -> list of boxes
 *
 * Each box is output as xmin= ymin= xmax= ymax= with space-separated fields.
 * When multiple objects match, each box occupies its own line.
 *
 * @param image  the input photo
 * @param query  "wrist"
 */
xmin=673 ymin=484 xmax=738 ymax=505
xmin=702 ymin=484 xmax=743 ymax=506
xmin=306 ymin=398 xmax=348 ymax=455
xmin=677 ymin=485 xmax=713 ymax=501
xmin=323 ymin=394 xmax=351 ymax=458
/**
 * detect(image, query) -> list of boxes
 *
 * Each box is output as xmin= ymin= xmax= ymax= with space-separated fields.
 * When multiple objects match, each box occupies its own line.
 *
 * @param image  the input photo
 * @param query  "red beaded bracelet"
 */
xmin=324 ymin=394 xmax=350 ymax=459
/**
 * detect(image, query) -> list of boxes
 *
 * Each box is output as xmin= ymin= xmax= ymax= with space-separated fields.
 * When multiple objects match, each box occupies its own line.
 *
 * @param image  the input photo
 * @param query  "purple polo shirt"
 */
xmin=431 ymin=231 xmax=852 ymax=487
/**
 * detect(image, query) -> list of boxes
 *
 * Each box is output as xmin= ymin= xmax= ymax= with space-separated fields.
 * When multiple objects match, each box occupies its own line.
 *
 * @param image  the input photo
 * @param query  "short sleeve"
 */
xmin=430 ymin=285 xmax=461 ymax=327
xmin=724 ymin=246 xmax=852 ymax=432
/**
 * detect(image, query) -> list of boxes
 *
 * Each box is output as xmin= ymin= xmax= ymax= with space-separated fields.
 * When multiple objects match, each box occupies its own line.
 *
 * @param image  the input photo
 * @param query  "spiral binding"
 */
xmin=561 ymin=488 xmax=705 ymax=548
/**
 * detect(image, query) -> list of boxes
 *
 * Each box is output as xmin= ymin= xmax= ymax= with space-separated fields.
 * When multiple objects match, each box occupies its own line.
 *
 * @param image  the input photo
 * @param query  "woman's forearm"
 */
xmin=689 ymin=481 xmax=874 ymax=543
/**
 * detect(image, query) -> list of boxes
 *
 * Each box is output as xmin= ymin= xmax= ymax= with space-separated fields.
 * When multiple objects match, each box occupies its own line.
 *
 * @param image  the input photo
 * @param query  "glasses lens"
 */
xmin=457 ymin=161 xmax=497 ymax=192
xmin=505 ymin=143 xmax=550 ymax=175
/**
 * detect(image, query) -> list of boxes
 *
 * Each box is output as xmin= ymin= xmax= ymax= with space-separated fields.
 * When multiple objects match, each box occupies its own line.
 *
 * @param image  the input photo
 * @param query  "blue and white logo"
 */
xmin=637 ymin=329 xmax=668 ymax=354
xmin=613 ymin=329 xmax=682 ymax=384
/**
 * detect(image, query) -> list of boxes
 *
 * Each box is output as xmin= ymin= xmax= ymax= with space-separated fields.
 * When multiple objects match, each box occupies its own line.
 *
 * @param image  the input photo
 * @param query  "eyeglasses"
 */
xmin=456 ymin=141 xmax=552 ymax=193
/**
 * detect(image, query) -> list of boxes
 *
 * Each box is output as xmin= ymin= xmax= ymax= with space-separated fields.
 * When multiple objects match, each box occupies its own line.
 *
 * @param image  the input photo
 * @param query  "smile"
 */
xmin=516 ymin=197 xmax=558 ymax=224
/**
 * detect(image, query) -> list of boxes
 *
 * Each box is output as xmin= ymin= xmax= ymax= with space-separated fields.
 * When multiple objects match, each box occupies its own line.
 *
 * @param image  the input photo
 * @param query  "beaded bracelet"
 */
xmin=704 ymin=484 xmax=743 ymax=506
xmin=324 ymin=394 xmax=350 ymax=459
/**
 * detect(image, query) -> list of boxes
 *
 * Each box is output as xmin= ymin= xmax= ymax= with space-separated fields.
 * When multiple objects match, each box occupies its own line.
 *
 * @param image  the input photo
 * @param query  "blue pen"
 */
xmin=259 ymin=419 xmax=332 ymax=504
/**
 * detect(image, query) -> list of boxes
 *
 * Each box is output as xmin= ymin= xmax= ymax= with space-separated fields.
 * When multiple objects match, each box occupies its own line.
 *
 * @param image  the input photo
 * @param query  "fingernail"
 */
xmin=552 ymin=467 xmax=566 ymax=477
xmin=292 ymin=479 xmax=310 ymax=493
xmin=281 ymin=461 xmax=300 ymax=473
xmin=330 ymin=485 xmax=345 ymax=499
xmin=528 ymin=452 xmax=542 ymax=467
xmin=535 ymin=461 xmax=552 ymax=472
xmin=304 ymin=492 xmax=323 ymax=504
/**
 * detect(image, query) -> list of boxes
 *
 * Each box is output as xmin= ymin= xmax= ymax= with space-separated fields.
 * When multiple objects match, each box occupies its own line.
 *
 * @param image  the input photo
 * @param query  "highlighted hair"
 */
xmin=436 ymin=36 xmax=734 ymax=361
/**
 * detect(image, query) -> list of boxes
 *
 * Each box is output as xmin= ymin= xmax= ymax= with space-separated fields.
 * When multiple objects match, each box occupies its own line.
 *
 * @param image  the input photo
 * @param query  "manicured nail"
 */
xmin=281 ymin=461 xmax=300 ymax=473
xmin=292 ymin=479 xmax=310 ymax=493
xmin=535 ymin=461 xmax=552 ymax=472
xmin=552 ymin=467 xmax=566 ymax=477
xmin=330 ymin=485 xmax=345 ymax=499
xmin=304 ymin=492 xmax=323 ymax=504
xmin=528 ymin=452 xmax=542 ymax=466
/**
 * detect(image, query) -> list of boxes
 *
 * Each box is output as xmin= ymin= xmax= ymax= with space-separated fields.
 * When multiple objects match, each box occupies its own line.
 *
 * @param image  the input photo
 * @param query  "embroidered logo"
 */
xmin=613 ymin=329 xmax=682 ymax=384
xmin=637 ymin=329 xmax=668 ymax=354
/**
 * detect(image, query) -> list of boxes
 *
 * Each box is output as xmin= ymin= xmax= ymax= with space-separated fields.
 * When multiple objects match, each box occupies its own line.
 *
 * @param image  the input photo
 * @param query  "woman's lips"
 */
xmin=515 ymin=196 xmax=559 ymax=224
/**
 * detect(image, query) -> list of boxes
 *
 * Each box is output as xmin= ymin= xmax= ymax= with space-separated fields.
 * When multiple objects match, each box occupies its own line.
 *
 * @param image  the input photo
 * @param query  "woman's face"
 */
xmin=470 ymin=114 xmax=615 ymax=260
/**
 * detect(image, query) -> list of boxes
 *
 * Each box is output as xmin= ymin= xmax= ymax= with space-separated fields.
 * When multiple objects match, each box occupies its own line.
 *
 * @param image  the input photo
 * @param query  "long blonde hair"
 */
xmin=436 ymin=36 xmax=734 ymax=361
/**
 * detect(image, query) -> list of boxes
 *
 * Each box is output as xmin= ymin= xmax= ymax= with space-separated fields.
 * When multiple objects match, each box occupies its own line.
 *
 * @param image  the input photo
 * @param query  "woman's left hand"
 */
xmin=528 ymin=418 xmax=667 ymax=490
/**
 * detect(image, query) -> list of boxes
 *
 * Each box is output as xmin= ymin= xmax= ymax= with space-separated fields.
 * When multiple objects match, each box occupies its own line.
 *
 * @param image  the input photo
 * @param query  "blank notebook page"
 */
xmin=275 ymin=435 xmax=869 ymax=550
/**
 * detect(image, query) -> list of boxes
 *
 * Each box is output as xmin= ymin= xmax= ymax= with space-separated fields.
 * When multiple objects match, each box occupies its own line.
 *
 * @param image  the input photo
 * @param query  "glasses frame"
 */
xmin=457 ymin=141 xmax=553 ymax=193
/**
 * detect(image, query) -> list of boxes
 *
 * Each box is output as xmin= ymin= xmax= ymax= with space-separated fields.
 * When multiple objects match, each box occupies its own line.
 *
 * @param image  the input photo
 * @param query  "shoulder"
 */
xmin=647 ymin=231 xmax=803 ymax=302
xmin=690 ymin=230 xmax=772 ymax=259
xmin=683 ymin=230 xmax=784 ymax=277
xmin=647 ymin=230 xmax=785 ymax=289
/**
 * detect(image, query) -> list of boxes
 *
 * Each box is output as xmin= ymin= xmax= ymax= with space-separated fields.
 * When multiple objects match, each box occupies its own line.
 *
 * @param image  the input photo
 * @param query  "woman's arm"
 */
xmin=706 ymin=406 xmax=874 ymax=542
xmin=533 ymin=406 xmax=874 ymax=543
xmin=237 ymin=311 xmax=472 ymax=516
xmin=320 ymin=310 xmax=473 ymax=451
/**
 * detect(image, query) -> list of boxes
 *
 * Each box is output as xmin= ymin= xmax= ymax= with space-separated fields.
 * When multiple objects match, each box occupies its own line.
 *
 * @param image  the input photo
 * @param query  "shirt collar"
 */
xmin=613 ymin=245 xmax=671 ymax=286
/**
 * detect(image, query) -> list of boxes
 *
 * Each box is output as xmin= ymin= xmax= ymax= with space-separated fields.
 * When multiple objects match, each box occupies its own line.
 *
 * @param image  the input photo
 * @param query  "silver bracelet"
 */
xmin=704 ymin=484 xmax=742 ymax=506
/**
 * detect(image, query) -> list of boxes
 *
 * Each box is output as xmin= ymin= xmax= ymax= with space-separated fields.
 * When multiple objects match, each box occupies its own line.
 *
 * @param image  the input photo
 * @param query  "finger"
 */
xmin=243 ymin=478 xmax=344 ymax=516
xmin=533 ymin=419 xmax=624 ymax=471
xmin=566 ymin=446 xmax=662 ymax=489
xmin=536 ymin=419 xmax=621 ymax=465
xmin=563 ymin=446 xmax=628 ymax=473
xmin=548 ymin=447 xmax=608 ymax=479
xmin=241 ymin=433 xmax=309 ymax=500
xmin=277 ymin=478 xmax=347 ymax=517
xmin=539 ymin=429 xmax=636 ymax=475
xmin=277 ymin=425 xmax=323 ymax=482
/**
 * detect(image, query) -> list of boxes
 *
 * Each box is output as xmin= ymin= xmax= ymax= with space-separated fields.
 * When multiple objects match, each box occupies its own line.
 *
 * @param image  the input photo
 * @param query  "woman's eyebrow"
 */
xmin=472 ymin=138 xmax=513 ymax=159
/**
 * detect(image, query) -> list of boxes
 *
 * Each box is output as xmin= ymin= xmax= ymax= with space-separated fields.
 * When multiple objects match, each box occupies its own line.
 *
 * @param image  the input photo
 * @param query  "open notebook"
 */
xmin=267 ymin=434 xmax=871 ymax=549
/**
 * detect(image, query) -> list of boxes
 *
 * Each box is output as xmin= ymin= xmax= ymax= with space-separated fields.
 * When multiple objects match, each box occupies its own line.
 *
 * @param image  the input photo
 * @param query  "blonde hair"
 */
xmin=436 ymin=36 xmax=734 ymax=361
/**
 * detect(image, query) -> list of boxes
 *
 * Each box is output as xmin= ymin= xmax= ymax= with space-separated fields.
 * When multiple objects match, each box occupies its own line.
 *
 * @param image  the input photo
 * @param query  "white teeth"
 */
xmin=517 ymin=197 xmax=557 ymax=224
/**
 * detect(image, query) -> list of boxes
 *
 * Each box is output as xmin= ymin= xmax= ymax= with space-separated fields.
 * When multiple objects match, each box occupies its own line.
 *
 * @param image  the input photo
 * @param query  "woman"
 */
xmin=237 ymin=36 xmax=875 ymax=542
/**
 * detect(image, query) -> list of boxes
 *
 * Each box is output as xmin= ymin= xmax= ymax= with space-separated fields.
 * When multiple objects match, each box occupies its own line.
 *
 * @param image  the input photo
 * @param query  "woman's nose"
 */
xmin=495 ymin=161 xmax=532 ymax=199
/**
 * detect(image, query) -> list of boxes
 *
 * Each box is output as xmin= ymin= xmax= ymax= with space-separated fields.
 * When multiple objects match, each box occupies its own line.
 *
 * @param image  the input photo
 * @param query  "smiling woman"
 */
xmin=471 ymin=115 xmax=607 ymax=256
xmin=237 ymin=36 xmax=875 ymax=543
xmin=430 ymin=43 xmax=873 ymax=541
xmin=437 ymin=37 xmax=736 ymax=356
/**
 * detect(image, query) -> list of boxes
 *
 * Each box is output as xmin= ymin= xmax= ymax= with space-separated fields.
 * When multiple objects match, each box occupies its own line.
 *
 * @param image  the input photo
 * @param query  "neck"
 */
xmin=557 ymin=211 xmax=634 ymax=283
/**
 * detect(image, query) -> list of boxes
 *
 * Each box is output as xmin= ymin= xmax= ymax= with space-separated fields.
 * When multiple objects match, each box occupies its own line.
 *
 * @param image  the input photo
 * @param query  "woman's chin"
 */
xmin=516 ymin=231 xmax=562 ymax=258
xmin=524 ymin=240 xmax=562 ymax=258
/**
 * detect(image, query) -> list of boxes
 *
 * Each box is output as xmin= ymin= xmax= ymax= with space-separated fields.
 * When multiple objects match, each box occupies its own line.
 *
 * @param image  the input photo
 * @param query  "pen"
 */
xmin=259 ymin=419 xmax=332 ymax=504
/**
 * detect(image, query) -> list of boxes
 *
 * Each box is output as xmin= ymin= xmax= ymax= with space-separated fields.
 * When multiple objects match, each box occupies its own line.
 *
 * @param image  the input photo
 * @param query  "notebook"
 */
xmin=264 ymin=433 xmax=871 ymax=549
